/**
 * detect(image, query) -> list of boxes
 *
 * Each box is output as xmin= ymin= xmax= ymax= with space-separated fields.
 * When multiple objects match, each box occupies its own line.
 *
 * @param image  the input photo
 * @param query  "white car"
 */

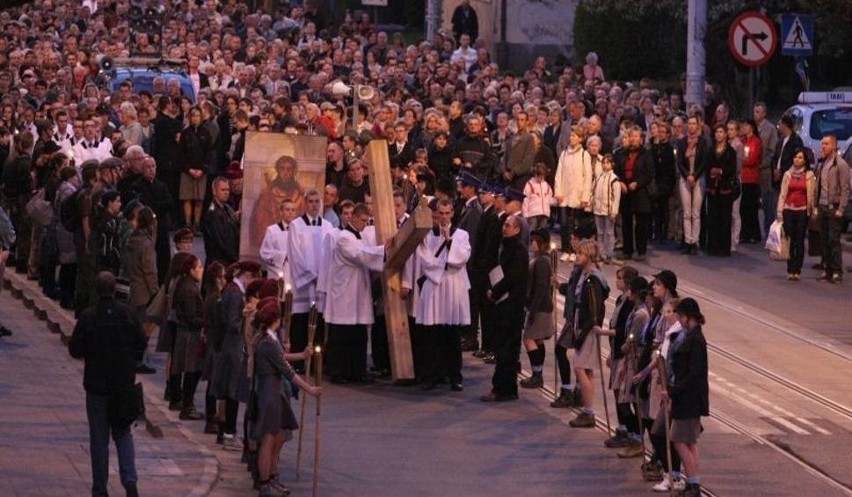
xmin=782 ymin=92 xmax=852 ymax=159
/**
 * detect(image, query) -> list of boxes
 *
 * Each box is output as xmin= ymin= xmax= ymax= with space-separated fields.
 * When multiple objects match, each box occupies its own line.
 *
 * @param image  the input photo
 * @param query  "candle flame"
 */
xmin=314 ymin=345 xmax=322 ymax=353
xmin=285 ymin=285 xmax=292 ymax=293
xmin=550 ymin=241 xmax=557 ymax=250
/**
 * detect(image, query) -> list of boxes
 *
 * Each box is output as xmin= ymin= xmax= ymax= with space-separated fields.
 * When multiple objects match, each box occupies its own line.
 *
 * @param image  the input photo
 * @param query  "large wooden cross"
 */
xmin=364 ymin=140 xmax=432 ymax=382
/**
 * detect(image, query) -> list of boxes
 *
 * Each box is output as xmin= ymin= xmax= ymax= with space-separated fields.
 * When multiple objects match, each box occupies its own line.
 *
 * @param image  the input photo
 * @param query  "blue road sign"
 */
xmin=781 ymin=14 xmax=814 ymax=56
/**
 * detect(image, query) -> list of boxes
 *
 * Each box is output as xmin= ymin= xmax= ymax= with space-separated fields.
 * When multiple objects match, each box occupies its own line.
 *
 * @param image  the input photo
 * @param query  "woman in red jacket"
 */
xmin=739 ymin=119 xmax=763 ymax=244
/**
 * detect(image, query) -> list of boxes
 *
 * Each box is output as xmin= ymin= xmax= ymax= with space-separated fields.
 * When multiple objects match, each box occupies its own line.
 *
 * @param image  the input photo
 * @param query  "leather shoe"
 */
xmin=450 ymin=383 xmax=464 ymax=392
xmin=420 ymin=381 xmax=437 ymax=391
xmin=482 ymin=353 xmax=497 ymax=364
xmin=480 ymin=392 xmax=518 ymax=402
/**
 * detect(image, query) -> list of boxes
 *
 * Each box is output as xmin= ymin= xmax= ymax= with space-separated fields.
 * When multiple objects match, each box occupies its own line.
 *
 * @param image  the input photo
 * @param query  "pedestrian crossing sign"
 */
xmin=781 ymin=14 xmax=814 ymax=56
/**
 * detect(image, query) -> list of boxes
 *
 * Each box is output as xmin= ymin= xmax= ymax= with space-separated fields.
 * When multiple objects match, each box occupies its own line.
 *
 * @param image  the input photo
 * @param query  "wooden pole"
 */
xmin=657 ymin=352 xmax=675 ymax=497
xmin=549 ymin=246 xmax=559 ymax=394
xmin=629 ymin=334 xmax=648 ymax=460
xmin=296 ymin=304 xmax=318 ymax=480
xmin=313 ymin=346 xmax=323 ymax=497
xmin=595 ymin=335 xmax=611 ymax=434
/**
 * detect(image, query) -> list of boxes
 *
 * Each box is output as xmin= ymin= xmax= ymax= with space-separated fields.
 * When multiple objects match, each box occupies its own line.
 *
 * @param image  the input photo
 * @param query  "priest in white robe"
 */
xmin=415 ymin=199 xmax=471 ymax=391
xmin=323 ymin=203 xmax=387 ymax=384
xmin=259 ymin=198 xmax=297 ymax=291
xmin=287 ymin=189 xmax=335 ymax=372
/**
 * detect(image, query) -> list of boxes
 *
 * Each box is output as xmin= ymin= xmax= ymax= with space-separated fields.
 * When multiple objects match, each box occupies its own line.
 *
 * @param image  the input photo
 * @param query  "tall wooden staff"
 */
xmin=549 ymin=243 xmax=559 ymax=393
xmin=313 ymin=345 xmax=323 ymax=497
xmin=656 ymin=351 xmax=675 ymax=497
xmin=296 ymin=303 xmax=318 ymax=480
xmin=628 ymin=334 xmax=648 ymax=458
xmin=592 ymin=286 xmax=611 ymax=434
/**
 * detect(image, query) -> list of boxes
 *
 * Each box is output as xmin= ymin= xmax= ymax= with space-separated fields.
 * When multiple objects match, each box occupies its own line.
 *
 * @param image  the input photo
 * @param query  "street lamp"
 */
xmin=328 ymin=80 xmax=376 ymax=130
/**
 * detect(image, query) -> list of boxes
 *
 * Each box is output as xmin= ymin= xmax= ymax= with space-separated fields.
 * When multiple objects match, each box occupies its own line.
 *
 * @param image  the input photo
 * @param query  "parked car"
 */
xmin=782 ymin=91 xmax=852 ymax=160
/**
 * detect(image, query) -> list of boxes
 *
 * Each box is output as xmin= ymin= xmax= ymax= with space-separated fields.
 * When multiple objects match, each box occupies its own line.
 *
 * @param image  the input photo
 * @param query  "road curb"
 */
xmin=2 ymin=271 xmax=220 ymax=497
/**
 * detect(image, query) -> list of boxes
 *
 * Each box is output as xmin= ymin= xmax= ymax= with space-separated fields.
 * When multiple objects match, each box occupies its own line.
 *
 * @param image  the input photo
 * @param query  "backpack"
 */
xmin=26 ymin=188 xmax=55 ymax=228
xmin=59 ymin=190 xmax=83 ymax=232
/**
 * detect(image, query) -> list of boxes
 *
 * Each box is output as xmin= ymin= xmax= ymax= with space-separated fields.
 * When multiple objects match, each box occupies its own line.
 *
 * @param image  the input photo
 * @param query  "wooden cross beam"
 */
xmin=364 ymin=140 xmax=432 ymax=381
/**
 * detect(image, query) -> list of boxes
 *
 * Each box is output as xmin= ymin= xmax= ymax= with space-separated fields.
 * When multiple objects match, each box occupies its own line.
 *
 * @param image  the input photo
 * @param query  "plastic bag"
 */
xmin=766 ymin=220 xmax=789 ymax=261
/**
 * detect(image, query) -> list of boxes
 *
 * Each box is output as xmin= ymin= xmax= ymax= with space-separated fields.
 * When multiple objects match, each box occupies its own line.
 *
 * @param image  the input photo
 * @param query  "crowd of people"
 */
xmin=1 ymin=0 xmax=846 ymax=496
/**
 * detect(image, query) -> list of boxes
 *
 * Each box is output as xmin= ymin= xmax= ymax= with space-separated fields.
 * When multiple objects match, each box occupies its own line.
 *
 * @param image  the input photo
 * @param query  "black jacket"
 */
xmin=615 ymin=146 xmax=655 ymax=214
xmin=201 ymin=200 xmax=239 ymax=268
xmin=706 ymin=145 xmax=738 ymax=195
xmin=69 ymin=298 xmax=147 ymax=395
xmin=669 ymin=325 xmax=710 ymax=419
xmin=179 ymin=124 xmax=213 ymax=173
xmin=388 ymin=140 xmax=416 ymax=168
xmin=490 ymin=234 xmax=528 ymax=307
xmin=676 ymin=135 xmax=712 ymax=180
xmin=651 ymin=141 xmax=678 ymax=198
xmin=772 ymin=133 xmax=804 ymax=189
xmin=151 ymin=113 xmax=183 ymax=173
xmin=572 ymin=271 xmax=608 ymax=350
xmin=452 ymin=134 xmax=495 ymax=182
xmin=471 ymin=205 xmax=501 ymax=274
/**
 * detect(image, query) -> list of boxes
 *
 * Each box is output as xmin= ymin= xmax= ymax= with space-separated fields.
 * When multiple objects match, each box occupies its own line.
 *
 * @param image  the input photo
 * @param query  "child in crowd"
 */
xmin=522 ymin=162 xmax=555 ymax=231
xmin=591 ymin=154 xmax=621 ymax=263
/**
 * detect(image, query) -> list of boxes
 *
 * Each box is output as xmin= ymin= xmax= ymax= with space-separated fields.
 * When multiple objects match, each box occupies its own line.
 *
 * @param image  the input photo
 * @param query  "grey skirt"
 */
xmin=155 ymin=320 xmax=177 ymax=353
xmin=211 ymin=334 xmax=249 ymax=401
xmin=171 ymin=329 xmax=204 ymax=374
xmin=251 ymin=377 xmax=298 ymax=442
xmin=179 ymin=172 xmax=207 ymax=201
xmin=573 ymin=331 xmax=599 ymax=370
xmin=523 ymin=312 xmax=555 ymax=341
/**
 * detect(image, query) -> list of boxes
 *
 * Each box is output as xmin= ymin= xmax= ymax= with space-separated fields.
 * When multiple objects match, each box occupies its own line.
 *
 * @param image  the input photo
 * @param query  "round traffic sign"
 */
xmin=728 ymin=11 xmax=778 ymax=67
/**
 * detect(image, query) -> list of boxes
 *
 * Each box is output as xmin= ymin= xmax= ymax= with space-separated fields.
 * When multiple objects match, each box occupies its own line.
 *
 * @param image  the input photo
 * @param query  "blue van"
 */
xmin=107 ymin=67 xmax=196 ymax=102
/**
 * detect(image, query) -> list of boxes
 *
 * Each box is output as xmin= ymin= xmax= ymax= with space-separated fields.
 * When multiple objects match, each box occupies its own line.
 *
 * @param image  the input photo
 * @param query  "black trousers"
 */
xmin=290 ymin=311 xmax=326 ymax=373
xmin=739 ymin=183 xmax=762 ymax=242
xmin=490 ymin=307 xmax=523 ymax=397
xmin=59 ymin=263 xmax=77 ymax=307
xmin=818 ymin=205 xmax=844 ymax=276
xmin=410 ymin=318 xmax=427 ymax=381
xmin=559 ymin=207 xmax=585 ymax=253
xmin=464 ymin=270 xmax=487 ymax=344
xmin=327 ymin=324 xmax=368 ymax=381
xmin=706 ymin=193 xmax=733 ymax=256
xmin=422 ymin=325 xmax=463 ymax=385
xmin=620 ymin=199 xmax=649 ymax=256
xmin=370 ymin=314 xmax=390 ymax=372
xmin=783 ymin=209 xmax=807 ymax=274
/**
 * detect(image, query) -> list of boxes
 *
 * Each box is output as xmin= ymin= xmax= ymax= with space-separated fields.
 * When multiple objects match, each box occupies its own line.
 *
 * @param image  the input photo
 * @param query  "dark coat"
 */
xmin=173 ymin=274 xmax=205 ymax=333
xmin=490 ymin=234 xmax=528 ymax=308
xmin=121 ymin=229 xmax=158 ymax=308
xmin=615 ymin=147 xmax=655 ymax=214
xmin=69 ymin=298 xmax=147 ymax=395
xmin=526 ymin=254 xmax=553 ymax=314
xmin=451 ymin=4 xmax=479 ymax=41
xmin=676 ymin=135 xmax=713 ymax=180
xmin=179 ymin=124 xmax=213 ymax=173
xmin=453 ymin=134 xmax=495 ymax=182
xmin=572 ymin=271 xmax=608 ymax=350
xmin=388 ymin=140 xmax=417 ymax=168
xmin=454 ymin=196 xmax=482 ymax=252
xmin=427 ymin=143 xmax=454 ymax=182
xmin=151 ymin=113 xmax=183 ymax=173
xmin=251 ymin=334 xmax=299 ymax=440
xmin=706 ymin=145 xmax=738 ymax=196
xmin=471 ymin=205 xmax=501 ymax=274
xmin=201 ymin=200 xmax=240 ymax=268
xmin=651 ymin=141 xmax=678 ymax=198
xmin=771 ymin=133 xmax=804 ymax=189
xmin=669 ymin=325 xmax=710 ymax=420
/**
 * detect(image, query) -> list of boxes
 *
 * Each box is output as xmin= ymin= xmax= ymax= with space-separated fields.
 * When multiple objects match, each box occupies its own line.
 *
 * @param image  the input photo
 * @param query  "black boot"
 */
xmin=550 ymin=389 xmax=575 ymax=408
xmin=179 ymin=373 xmax=203 ymax=420
xmin=520 ymin=372 xmax=543 ymax=389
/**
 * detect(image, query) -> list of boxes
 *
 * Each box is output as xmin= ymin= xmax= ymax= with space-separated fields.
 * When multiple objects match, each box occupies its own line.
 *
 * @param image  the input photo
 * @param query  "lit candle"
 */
xmin=744 ymin=146 xmax=750 ymax=158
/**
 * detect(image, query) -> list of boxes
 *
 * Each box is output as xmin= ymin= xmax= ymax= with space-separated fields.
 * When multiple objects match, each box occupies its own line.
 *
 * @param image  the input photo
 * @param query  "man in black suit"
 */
xmin=201 ymin=177 xmax=240 ymax=269
xmin=471 ymin=183 xmax=502 ymax=359
xmin=388 ymin=122 xmax=416 ymax=169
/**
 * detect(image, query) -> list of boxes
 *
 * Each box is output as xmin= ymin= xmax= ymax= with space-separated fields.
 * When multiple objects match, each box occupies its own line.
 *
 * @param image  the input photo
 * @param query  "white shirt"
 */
xmin=260 ymin=221 xmax=292 ymax=292
xmin=72 ymin=137 xmax=113 ymax=166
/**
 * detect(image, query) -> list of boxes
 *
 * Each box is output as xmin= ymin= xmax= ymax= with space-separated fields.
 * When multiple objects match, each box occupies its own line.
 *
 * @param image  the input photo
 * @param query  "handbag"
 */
xmin=145 ymin=285 xmax=168 ymax=323
xmin=108 ymin=382 xmax=145 ymax=430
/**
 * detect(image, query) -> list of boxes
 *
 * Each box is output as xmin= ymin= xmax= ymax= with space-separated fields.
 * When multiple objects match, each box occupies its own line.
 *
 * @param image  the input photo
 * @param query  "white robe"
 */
xmin=288 ymin=215 xmax=334 ymax=313
xmin=415 ymin=228 xmax=472 ymax=326
xmin=72 ymin=137 xmax=113 ymax=166
xmin=322 ymin=228 xmax=386 ymax=325
xmin=259 ymin=221 xmax=292 ymax=291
